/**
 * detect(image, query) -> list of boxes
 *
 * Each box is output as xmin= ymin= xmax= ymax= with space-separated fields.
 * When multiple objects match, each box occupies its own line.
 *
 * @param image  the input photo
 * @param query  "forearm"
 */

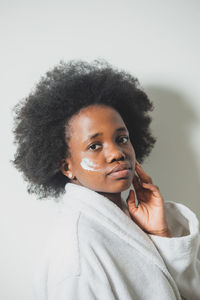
xmin=149 ymin=201 xmax=200 ymax=300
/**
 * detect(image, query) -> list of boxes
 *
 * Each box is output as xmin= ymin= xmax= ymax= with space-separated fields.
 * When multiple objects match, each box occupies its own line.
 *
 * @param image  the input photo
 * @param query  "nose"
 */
xmin=105 ymin=143 xmax=126 ymax=163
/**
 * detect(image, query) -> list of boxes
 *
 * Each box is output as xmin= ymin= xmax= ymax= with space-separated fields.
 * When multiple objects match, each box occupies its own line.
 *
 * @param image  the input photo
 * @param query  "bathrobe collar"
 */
xmin=61 ymin=183 xmax=178 ymax=289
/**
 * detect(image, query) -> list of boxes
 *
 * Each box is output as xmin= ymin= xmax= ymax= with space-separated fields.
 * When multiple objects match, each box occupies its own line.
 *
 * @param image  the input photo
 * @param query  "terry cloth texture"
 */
xmin=33 ymin=183 xmax=200 ymax=300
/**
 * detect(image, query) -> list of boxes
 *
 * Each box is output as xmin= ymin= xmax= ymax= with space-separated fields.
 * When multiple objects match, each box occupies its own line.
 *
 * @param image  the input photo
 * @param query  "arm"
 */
xmin=149 ymin=202 xmax=200 ymax=300
xmin=126 ymin=161 xmax=200 ymax=299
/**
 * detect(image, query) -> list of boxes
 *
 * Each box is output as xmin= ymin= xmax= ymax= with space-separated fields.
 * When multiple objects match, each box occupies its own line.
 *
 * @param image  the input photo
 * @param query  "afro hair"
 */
xmin=12 ymin=59 xmax=156 ymax=199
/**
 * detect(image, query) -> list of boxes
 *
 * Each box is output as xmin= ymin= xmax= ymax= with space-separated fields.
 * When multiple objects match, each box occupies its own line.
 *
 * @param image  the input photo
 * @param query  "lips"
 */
xmin=107 ymin=163 xmax=132 ymax=176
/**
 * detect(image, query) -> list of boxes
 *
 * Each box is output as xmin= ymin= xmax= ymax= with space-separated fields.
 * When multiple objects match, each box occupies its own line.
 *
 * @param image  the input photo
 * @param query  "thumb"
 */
xmin=126 ymin=190 xmax=137 ymax=212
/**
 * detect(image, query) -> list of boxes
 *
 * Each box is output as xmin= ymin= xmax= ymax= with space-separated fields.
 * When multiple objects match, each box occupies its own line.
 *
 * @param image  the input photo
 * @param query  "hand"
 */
xmin=126 ymin=161 xmax=171 ymax=237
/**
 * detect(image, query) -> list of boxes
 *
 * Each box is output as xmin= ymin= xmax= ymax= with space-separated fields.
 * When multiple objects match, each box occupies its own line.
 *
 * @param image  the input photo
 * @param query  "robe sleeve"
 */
xmin=149 ymin=202 xmax=200 ymax=300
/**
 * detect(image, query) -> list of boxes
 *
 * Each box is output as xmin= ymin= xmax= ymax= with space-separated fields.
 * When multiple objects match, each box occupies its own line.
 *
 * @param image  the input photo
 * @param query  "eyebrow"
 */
xmin=87 ymin=127 xmax=128 ymax=141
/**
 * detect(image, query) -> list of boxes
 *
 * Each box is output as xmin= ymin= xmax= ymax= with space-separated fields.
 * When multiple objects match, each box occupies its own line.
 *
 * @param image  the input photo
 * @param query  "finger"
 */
xmin=141 ymin=182 xmax=161 ymax=196
xmin=135 ymin=161 xmax=153 ymax=184
xmin=126 ymin=190 xmax=138 ymax=211
xmin=132 ymin=173 xmax=141 ymax=191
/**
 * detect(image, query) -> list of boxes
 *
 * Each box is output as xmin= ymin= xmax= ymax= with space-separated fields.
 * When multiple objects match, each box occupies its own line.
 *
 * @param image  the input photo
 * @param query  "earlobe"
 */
xmin=60 ymin=159 xmax=70 ymax=176
xmin=61 ymin=158 xmax=76 ymax=180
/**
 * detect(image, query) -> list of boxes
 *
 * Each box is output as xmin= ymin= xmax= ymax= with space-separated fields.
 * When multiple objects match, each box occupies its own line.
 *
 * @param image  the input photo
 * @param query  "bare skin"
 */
xmin=127 ymin=161 xmax=171 ymax=237
xmin=61 ymin=105 xmax=136 ymax=209
xmin=61 ymin=104 xmax=171 ymax=237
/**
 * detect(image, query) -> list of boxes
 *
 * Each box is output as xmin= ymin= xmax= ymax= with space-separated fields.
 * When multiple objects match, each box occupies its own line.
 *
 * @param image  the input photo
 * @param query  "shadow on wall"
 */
xmin=143 ymin=86 xmax=200 ymax=219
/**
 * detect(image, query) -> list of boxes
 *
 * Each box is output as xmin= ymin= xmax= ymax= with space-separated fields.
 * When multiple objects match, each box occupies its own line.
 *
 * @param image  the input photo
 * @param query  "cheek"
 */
xmin=127 ymin=143 xmax=136 ymax=160
xmin=80 ymin=158 xmax=100 ymax=172
xmin=128 ymin=146 xmax=136 ymax=172
xmin=77 ymin=158 xmax=107 ymax=190
xmin=79 ymin=157 xmax=106 ymax=176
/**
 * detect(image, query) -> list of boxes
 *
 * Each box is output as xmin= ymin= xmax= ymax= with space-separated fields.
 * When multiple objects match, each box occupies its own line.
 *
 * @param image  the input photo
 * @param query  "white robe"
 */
xmin=33 ymin=183 xmax=200 ymax=300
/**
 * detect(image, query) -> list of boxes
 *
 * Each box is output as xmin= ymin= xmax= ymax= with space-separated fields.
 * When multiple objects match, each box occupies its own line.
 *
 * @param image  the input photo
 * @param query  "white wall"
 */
xmin=1 ymin=0 xmax=200 ymax=299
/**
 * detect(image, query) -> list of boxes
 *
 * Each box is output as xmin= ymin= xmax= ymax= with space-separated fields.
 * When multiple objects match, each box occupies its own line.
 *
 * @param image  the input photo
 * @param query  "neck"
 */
xmin=72 ymin=182 xmax=123 ymax=210
xmin=97 ymin=191 xmax=123 ymax=210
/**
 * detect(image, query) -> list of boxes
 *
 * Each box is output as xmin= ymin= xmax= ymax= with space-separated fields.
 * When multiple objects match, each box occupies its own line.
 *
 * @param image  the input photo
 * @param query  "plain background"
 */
xmin=1 ymin=0 xmax=200 ymax=299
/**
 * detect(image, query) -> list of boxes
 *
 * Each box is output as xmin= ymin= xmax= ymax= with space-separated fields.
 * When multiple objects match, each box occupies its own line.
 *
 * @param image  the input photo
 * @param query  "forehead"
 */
xmin=68 ymin=105 xmax=126 ymax=135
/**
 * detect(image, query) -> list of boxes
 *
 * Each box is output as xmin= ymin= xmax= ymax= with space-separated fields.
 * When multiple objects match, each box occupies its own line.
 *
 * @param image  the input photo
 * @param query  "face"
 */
xmin=62 ymin=105 xmax=136 ymax=196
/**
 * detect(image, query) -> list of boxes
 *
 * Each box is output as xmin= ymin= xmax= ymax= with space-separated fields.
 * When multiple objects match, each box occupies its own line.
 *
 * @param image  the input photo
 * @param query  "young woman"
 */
xmin=13 ymin=60 xmax=200 ymax=299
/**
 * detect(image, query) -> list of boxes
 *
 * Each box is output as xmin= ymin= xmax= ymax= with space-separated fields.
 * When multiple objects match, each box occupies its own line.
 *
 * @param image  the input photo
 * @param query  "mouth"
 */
xmin=107 ymin=163 xmax=132 ymax=179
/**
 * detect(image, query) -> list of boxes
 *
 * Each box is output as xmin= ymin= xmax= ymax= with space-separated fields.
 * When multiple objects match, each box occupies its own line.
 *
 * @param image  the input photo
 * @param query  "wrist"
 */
xmin=149 ymin=228 xmax=172 ymax=238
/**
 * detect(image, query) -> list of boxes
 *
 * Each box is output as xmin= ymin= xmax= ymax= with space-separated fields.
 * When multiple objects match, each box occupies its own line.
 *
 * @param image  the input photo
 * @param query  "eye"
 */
xmin=89 ymin=143 xmax=102 ymax=151
xmin=118 ymin=136 xmax=129 ymax=144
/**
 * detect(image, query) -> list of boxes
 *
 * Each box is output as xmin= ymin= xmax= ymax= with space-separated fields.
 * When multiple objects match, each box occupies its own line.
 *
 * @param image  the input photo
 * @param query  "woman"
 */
xmin=13 ymin=60 xmax=200 ymax=299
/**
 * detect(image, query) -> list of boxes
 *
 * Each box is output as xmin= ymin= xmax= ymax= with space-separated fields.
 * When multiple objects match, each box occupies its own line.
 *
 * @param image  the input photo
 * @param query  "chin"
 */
xmin=110 ymin=179 xmax=132 ymax=193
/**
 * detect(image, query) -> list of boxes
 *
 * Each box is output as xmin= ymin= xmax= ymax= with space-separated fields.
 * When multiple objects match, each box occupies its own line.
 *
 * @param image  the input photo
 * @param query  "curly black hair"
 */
xmin=12 ymin=59 xmax=156 ymax=199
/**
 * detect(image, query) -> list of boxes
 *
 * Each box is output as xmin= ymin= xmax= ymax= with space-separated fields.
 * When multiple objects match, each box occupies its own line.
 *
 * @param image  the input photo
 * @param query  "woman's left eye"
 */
xmin=89 ymin=143 xmax=102 ymax=151
xmin=118 ymin=136 xmax=129 ymax=144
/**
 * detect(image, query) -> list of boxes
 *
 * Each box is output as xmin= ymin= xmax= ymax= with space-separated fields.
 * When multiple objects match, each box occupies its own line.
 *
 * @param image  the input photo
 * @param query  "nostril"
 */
xmin=110 ymin=153 xmax=125 ymax=163
xmin=106 ymin=144 xmax=126 ymax=163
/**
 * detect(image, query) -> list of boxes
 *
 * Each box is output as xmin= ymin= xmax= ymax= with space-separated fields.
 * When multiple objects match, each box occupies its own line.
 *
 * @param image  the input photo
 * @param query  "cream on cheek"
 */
xmin=80 ymin=158 xmax=105 ymax=174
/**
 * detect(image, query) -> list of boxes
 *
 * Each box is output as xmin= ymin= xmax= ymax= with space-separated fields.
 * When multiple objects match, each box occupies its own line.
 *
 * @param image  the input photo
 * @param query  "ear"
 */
xmin=60 ymin=158 xmax=74 ymax=180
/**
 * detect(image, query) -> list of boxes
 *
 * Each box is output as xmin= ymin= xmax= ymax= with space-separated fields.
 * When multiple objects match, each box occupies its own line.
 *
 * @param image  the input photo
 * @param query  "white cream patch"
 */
xmin=80 ymin=158 xmax=103 ymax=173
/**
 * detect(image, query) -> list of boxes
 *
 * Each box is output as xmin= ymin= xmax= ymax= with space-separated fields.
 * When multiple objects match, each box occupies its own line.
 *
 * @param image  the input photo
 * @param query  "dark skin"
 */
xmin=128 ymin=162 xmax=171 ymax=237
xmin=61 ymin=105 xmax=171 ymax=237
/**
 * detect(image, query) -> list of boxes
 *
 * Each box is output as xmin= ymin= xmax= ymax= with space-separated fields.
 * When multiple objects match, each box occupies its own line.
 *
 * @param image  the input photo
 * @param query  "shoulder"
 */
xmin=34 ymin=204 xmax=114 ymax=291
xmin=34 ymin=208 xmax=82 ymax=290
